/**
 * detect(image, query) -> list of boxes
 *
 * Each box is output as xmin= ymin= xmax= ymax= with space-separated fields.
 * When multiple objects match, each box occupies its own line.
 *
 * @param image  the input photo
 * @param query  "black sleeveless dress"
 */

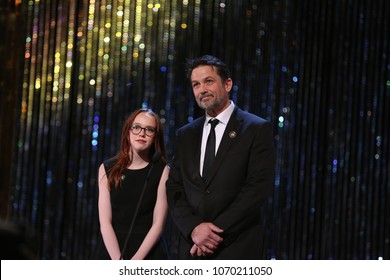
xmin=95 ymin=159 xmax=167 ymax=260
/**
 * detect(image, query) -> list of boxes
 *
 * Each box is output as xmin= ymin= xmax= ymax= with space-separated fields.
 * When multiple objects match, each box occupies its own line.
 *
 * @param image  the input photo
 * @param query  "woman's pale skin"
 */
xmin=98 ymin=112 xmax=169 ymax=260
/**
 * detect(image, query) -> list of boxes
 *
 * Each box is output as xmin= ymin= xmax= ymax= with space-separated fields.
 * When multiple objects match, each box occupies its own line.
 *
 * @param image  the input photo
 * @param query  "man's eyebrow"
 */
xmin=192 ymin=76 xmax=214 ymax=82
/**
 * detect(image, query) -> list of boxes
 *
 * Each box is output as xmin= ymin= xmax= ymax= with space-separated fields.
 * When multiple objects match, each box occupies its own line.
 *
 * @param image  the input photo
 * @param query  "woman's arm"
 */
xmin=98 ymin=163 xmax=122 ymax=260
xmin=131 ymin=166 xmax=169 ymax=260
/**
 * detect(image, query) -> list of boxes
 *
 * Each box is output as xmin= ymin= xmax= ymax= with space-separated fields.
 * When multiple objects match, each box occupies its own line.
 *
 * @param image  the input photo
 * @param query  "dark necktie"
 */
xmin=202 ymin=119 xmax=219 ymax=180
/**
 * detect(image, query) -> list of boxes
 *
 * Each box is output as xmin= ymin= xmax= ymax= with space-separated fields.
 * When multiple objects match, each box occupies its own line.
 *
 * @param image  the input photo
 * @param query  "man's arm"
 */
xmin=165 ymin=133 xmax=204 ymax=241
xmin=213 ymin=121 xmax=275 ymax=239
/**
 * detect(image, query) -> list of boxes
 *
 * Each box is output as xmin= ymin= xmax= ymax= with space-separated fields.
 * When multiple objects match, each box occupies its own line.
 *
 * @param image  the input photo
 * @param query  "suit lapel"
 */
xmin=186 ymin=117 xmax=205 ymax=187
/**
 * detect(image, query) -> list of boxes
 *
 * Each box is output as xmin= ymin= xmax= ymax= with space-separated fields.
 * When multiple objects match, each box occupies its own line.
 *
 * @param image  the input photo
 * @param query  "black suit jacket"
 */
xmin=166 ymin=107 xmax=275 ymax=259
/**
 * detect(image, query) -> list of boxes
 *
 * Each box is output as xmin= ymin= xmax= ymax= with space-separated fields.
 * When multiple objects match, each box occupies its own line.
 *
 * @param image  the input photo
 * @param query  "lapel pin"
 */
xmin=229 ymin=131 xmax=237 ymax=138
xmin=120 ymin=175 xmax=125 ymax=181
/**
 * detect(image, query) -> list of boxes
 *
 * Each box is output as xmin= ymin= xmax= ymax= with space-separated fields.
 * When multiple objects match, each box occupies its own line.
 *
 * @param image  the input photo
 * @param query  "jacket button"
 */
xmin=205 ymin=190 xmax=211 ymax=194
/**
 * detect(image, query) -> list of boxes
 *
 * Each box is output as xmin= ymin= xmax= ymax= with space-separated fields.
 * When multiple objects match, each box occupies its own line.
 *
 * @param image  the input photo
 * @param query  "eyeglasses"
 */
xmin=130 ymin=125 xmax=156 ymax=136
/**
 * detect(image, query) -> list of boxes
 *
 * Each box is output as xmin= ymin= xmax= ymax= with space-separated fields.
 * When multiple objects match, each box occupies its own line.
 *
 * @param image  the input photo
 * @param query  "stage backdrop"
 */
xmin=6 ymin=0 xmax=389 ymax=259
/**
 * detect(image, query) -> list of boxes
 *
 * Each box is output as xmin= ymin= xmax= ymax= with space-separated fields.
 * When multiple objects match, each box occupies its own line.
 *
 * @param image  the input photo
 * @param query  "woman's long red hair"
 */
xmin=107 ymin=108 xmax=167 ymax=189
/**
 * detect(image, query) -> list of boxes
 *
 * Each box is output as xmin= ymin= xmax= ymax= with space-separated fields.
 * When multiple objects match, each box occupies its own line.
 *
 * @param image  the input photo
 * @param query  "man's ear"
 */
xmin=225 ymin=78 xmax=233 ymax=92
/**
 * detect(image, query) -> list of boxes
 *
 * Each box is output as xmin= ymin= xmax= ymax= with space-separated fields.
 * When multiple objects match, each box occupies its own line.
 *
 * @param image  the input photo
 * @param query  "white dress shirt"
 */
xmin=200 ymin=101 xmax=235 ymax=176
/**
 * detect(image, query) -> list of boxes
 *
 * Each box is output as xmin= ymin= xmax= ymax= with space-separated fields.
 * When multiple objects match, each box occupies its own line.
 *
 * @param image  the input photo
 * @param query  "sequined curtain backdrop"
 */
xmin=9 ymin=0 xmax=389 ymax=259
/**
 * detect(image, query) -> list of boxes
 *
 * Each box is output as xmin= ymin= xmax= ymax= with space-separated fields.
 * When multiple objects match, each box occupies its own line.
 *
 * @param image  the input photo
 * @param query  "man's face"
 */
xmin=190 ymin=65 xmax=233 ymax=117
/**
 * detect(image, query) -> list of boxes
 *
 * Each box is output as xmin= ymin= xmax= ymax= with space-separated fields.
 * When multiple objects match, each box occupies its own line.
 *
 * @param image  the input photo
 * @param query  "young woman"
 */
xmin=96 ymin=108 xmax=169 ymax=260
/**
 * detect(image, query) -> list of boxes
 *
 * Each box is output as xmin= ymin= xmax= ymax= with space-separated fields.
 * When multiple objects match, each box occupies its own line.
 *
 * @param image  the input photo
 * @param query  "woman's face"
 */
xmin=128 ymin=112 xmax=156 ymax=155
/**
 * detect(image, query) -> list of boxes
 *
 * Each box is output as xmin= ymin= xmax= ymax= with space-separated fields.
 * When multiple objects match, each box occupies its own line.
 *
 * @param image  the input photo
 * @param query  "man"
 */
xmin=166 ymin=55 xmax=275 ymax=259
